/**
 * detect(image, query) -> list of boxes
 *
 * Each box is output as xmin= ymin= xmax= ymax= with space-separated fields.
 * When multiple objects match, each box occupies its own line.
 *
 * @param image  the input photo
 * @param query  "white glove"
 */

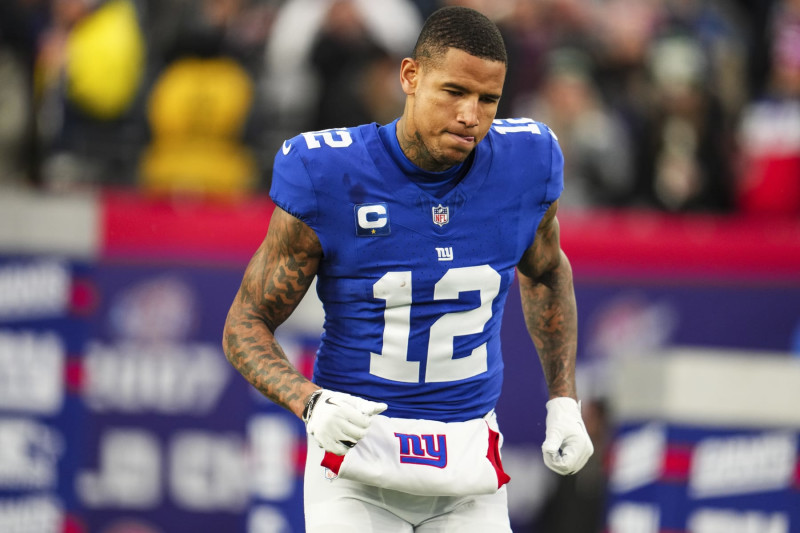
xmin=542 ymin=397 xmax=594 ymax=475
xmin=304 ymin=389 xmax=388 ymax=456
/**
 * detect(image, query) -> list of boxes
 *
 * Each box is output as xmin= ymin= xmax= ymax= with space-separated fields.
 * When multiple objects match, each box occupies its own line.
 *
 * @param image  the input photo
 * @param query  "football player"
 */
xmin=223 ymin=6 xmax=593 ymax=531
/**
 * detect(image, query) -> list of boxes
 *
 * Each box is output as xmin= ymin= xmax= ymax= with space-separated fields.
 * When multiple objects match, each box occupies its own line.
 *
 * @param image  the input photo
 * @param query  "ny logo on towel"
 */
xmin=394 ymin=433 xmax=448 ymax=468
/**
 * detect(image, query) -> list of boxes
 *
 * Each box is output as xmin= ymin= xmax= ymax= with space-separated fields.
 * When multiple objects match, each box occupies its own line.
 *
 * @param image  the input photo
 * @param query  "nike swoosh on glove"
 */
xmin=542 ymin=397 xmax=594 ymax=475
xmin=306 ymin=389 xmax=388 ymax=456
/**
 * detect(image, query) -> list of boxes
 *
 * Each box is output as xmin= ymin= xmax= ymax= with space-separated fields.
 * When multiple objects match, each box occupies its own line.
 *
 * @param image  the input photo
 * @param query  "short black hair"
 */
xmin=412 ymin=6 xmax=507 ymax=66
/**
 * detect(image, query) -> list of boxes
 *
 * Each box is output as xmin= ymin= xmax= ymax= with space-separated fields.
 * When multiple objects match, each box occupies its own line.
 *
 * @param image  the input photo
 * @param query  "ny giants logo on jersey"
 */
xmin=432 ymin=204 xmax=449 ymax=226
xmin=394 ymin=432 xmax=448 ymax=468
xmin=435 ymin=247 xmax=453 ymax=261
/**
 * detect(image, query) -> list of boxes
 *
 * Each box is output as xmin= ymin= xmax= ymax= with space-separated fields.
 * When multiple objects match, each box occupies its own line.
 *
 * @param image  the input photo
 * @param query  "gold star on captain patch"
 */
xmin=372 ymin=229 xmax=376 ymax=234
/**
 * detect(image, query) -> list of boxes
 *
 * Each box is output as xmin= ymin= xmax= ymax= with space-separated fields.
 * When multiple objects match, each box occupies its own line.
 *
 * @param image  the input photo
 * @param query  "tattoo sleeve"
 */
xmin=517 ymin=201 xmax=578 ymax=400
xmin=222 ymin=207 xmax=323 ymax=418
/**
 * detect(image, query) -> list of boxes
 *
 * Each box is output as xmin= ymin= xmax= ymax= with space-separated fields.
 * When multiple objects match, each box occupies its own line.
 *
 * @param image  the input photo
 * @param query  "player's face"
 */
xmin=399 ymin=48 xmax=505 ymax=172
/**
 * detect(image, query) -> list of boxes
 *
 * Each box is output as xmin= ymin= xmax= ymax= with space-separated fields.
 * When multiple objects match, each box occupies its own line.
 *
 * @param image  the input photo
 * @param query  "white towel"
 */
xmin=320 ymin=412 xmax=510 ymax=497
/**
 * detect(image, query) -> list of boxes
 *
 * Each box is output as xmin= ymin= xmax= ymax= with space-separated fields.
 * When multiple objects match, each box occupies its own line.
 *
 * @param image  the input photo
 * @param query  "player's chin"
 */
xmin=440 ymin=143 xmax=474 ymax=164
xmin=435 ymin=151 xmax=470 ymax=169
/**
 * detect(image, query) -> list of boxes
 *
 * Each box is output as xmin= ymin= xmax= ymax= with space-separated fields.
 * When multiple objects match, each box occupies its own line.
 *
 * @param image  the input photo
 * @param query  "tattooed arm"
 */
xmin=222 ymin=206 xmax=323 ymax=419
xmin=516 ymin=200 xmax=578 ymax=400
xmin=519 ymin=201 xmax=593 ymax=474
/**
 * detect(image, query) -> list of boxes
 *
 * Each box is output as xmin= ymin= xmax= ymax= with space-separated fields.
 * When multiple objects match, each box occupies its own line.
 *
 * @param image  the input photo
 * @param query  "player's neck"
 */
xmin=395 ymin=117 xmax=451 ymax=173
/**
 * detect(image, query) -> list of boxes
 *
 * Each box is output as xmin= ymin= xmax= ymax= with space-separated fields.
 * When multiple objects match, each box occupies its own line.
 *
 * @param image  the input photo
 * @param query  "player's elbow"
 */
xmin=518 ymin=248 xmax=572 ymax=289
xmin=221 ymin=304 xmax=250 ymax=365
xmin=545 ymin=249 xmax=573 ymax=286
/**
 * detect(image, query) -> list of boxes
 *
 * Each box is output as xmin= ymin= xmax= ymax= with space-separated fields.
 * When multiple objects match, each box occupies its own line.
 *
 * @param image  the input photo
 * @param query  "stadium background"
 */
xmin=1 ymin=1 xmax=800 ymax=532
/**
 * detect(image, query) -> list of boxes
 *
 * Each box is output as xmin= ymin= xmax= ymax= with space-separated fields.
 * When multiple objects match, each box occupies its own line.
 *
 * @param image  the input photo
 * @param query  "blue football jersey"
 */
xmin=270 ymin=118 xmax=564 ymax=422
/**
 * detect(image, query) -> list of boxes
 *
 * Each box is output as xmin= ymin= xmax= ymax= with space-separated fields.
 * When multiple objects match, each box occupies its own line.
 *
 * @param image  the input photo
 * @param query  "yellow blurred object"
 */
xmin=66 ymin=0 xmax=145 ymax=119
xmin=146 ymin=57 xmax=253 ymax=139
xmin=140 ymin=138 xmax=257 ymax=196
xmin=140 ymin=56 xmax=257 ymax=197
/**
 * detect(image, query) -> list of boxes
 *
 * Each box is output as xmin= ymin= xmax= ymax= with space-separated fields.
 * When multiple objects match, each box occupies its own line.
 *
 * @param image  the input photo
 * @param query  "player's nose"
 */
xmin=457 ymin=98 xmax=479 ymax=128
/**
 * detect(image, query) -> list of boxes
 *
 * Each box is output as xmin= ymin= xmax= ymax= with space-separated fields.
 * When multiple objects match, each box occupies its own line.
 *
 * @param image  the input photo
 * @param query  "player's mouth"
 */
xmin=448 ymin=132 xmax=476 ymax=145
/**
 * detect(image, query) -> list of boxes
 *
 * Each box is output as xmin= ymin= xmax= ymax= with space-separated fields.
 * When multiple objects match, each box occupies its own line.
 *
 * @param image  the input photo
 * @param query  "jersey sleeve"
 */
xmin=544 ymin=125 xmax=565 ymax=205
xmin=268 ymin=138 xmax=319 ymax=227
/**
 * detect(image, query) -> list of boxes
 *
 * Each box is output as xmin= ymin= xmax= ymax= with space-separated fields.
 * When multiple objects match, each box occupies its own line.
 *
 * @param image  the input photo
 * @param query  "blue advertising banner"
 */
xmin=0 ymin=257 xmax=92 ymax=533
xmin=607 ymin=423 xmax=800 ymax=533
xmin=72 ymin=262 xmax=306 ymax=533
xmin=0 ymin=257 xmax=309 ymax=533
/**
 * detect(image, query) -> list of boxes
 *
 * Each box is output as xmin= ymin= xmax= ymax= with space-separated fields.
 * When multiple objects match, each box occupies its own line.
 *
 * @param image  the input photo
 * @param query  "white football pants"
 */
xmin=303 ymin=428 xmax=512 ymax=532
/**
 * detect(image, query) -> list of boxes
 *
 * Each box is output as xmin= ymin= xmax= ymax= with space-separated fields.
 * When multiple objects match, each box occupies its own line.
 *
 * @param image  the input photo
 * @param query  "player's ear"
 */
xmin=399 ymin=57 xmax=419 ymax=95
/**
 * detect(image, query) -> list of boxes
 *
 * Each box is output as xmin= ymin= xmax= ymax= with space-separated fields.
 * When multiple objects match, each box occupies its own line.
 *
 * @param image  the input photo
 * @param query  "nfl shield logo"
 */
xmin=432 ymin=204 xmax=449 ymax=226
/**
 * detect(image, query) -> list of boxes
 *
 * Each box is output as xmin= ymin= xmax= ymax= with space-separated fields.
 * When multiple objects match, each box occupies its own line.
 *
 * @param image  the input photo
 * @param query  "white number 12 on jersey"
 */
xmin=369 ymin=265 xmax=501 ymax=383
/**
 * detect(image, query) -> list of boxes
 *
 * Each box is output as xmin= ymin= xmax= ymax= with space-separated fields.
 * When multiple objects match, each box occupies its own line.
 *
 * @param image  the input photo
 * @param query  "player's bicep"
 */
xmin=234 ymin=206 xmax=322 ymax=332
xmin=517 ymin=200 xmax=562 ymax=281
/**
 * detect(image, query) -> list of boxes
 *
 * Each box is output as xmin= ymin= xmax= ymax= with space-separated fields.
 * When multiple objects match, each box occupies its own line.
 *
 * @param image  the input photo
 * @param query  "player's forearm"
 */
xmin=222 ymin=307 xmax=317 ymax=418
xmin=222 ymin=207 xmax=323 ymax=418
xmin=518 ymin=251 xmax=578 ymax=400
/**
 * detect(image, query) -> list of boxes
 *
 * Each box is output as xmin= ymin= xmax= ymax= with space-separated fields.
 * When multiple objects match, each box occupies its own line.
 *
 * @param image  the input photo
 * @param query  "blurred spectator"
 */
xmin=0 ymin=1 xmax=42 ymax=188
xmin=308 ymin=0 xmax=397 ymax=130
xmin=493 ymin=0 xmax=552 ymax=118
xmin=36 ymin=0 xmax=147 ymax=190
xmin=642 ymin=33 xmax=735 ymax=211
xmin=659 ymin=0 xmax=750 ymax=122
xmin=0 ymin=47 xmax=32 ymax=186
xmin=735 ymin=0 xmax=800 ymax=215
xmin=136 ymin=0 xmax=270 ymax=198
xmin=525 ymin=48 xmax=636 ymax=208
xmin=588 ymin=0 xmax=663 ymax=208
xmin=62 ymin=0 xmax=144 ymax=120
xmin=586 ymin=0 xmax=743 ymax=211
xmin=733 ymin=0 xmax=778 ymax=97
xmin=261 ymin=0 xmax=421 ymax=145
xmin=140 ymin=0 xmax=278 ymax=85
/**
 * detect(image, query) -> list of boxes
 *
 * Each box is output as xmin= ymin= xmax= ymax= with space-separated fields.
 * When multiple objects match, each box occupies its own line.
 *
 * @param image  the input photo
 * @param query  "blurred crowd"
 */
xmin=0 ymin=0 xmax=798 ymax=214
